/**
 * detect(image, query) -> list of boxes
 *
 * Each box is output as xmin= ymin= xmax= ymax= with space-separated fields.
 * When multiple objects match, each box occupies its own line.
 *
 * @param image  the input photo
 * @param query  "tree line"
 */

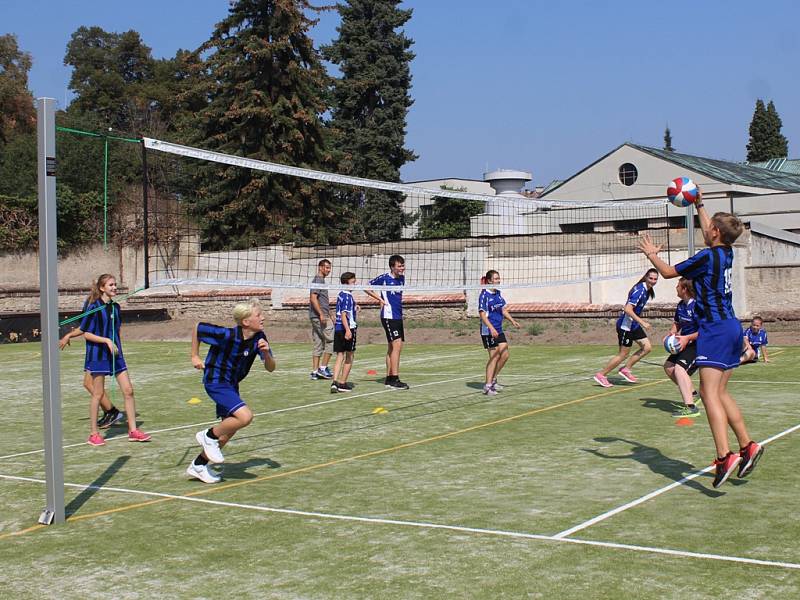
xmin=0 ymin=0 xmax=416 ymax=253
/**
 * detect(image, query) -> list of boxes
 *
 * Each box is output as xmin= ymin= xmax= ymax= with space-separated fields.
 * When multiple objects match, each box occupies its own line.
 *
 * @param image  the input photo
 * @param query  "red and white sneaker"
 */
xmin=87 ymin=433 xmax=105 ymax=446
xmin=593 ymin=372 xmax=612 ymax=388
xmin=128 ymin=429 xmax=151 ymax=442
xmin=738 ymin=441 xmax=764 ymax=478
xmin=712 ymin=452 xmax=741 ymax=488
xmin=618 ymin=368 xmax=637 ymax=383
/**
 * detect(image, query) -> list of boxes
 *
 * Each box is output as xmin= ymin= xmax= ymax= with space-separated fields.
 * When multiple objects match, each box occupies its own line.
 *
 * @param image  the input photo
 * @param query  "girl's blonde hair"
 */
xmin=87 ymin=273 xmax=115 ymax=304
xmin=233 ymin=299 xmax=262 ymax=325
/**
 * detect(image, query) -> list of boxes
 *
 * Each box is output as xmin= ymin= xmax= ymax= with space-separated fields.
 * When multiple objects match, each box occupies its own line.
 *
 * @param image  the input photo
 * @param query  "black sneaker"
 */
xmin=98 ymin=409 xmax=124 ymax=429
xmin=330 ymin=383 xmax=339 ymax=394
xmin=335 ymin=382 xmax=352 ymax=392
xmin=386 ymin=379 xmax=409 ymax=390
xmin=342 ymin=382 xmax=354 ymax=390
xmin=737 ymin=441 xmax=764 ymax=478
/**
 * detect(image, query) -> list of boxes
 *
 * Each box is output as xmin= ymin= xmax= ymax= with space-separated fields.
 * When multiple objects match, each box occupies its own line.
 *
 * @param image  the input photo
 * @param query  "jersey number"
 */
xmin=723 ymin=268 xmax=732 ymax=295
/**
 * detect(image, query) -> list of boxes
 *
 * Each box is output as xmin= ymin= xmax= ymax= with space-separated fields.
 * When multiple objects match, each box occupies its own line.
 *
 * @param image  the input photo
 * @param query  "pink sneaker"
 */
xmin=88 ymin=433 xmax=105 ymax=446
xmin=593 ymin=372 xmax=612 ymax=388
xmin=128 ymin=429 xmax=152 ymax=442
xmin=618 ymin=368 xmax=637 ymax=383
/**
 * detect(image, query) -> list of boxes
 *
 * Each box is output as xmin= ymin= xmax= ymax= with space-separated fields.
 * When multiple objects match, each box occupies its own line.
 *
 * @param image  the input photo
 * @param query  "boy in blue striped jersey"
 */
xmin=641 ymin=192 xmax=763 ymax=488
xmin=331 ymin=272 xmax=358 ymax=393
xmin=741 ymin=316 xmax=770 ymax=364
xmin=366 ymin=255 xmax=409 ymax=389
xmin=188 ymin=300 xmax=276 ymax=484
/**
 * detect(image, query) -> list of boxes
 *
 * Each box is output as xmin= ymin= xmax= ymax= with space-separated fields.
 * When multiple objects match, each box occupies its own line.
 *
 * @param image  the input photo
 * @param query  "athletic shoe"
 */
xmin=342 ymin=382 xmax=354 ymax=390
xmin=491 ymin=380 xmax=504 ymax=392
xmin=483 ymin=384 xmax=497 ymax=396
xmin=315 ymin=367 xmax=333 ymax=380
xmin=738 ymin=441 xmax=764 ymax=478
xmin=186 ymin=462 xmax=221 ymax=484
xmin=618 ymin=368 xmax=637 ymax=383
xmin=335 ymin=382 xmax=351 ymax=392
xmin=330 ymin=383 xmax=339 ymax=394
xmin=98 ymin=409 xmax=124 ymax=429
xmin=128 ymin=429 xmax=151 ymax=442
xmin=310 ymin=371 xmax=320 ymax=380
xmin=593 ymin=372 xmax=612 ymax=388
xmin=712 ymin=452 xmax=742 ymax=488
xmin=87 ymin=433 xmax=105 ymax=446
xmin=196 ymin=429 xmax=224 ymax=463
xmin=386 ymin=379 xmax=409 ymax=390
xmin=672 ymin=405 xmax=701 ymax=418
xmin=322 ymin=366 xmax=334 ymax=379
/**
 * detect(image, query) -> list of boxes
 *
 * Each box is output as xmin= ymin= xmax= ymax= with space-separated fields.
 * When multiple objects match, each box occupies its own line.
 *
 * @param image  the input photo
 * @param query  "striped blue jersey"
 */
xmin=197 ymin=323 xmax=268 ymax=385
xmin=369 ymin=272 xmax=404 ymax=320
xmin=80 ymin=299 xmax=122 ymax=364
xmin=478 ymin=289 xmax=506 ymax=334
xmin=675 ymin=246 xmax=736 ymax=322
xmin=744 ymin=327 xmax=768 ymax=350
xmin=616 ymin=282 xmax=650 ymax=332
xmin=673 ymin=298 xmax=699 ymax=336
xmin=335 ymin=291 xmax=357 ymax=331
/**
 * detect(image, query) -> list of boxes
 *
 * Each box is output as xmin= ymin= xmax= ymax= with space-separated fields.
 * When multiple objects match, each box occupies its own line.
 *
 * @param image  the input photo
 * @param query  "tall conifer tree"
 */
xmin=323 ymin=0 xmax=416 ymax=241
xmin=765 ymin=100 xmax=789 ymax=159
xmin=663 ymin=126 xmax=674 ymax=152
xmin=747 ymin=98 xmax=789 ymax=162
xmin=188 ymin=0 xmax=350 ymax=249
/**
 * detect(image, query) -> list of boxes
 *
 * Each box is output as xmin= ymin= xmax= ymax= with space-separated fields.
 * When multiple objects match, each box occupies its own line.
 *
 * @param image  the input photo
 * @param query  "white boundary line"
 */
xmin=2 ymin=472 xmax=798 ymax=570
xmin=552 ymin=422 xmax=800 ymax=539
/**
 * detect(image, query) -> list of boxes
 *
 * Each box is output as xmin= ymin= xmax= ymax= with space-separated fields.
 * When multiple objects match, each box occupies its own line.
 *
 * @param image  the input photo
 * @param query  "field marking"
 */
xmin=552 ymin=422 xmax=800 ymax=540
xmin=1 ymin=472 xmax=798 ymax=571
xmin=0 ymin=380 xmax=667 ymax=537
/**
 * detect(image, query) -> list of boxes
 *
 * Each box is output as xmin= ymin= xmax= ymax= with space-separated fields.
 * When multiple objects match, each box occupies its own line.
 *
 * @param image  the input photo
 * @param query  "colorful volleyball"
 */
xmin=667 ymin=177 xmax=698 ymax=207
xmin=664 ymin=334 xmax=682 ymax=355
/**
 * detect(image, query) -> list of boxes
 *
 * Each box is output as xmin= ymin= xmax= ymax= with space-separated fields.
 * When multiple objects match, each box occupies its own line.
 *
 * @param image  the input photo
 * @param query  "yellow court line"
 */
xmin=4 ymin=379 xmax=668 ymax=536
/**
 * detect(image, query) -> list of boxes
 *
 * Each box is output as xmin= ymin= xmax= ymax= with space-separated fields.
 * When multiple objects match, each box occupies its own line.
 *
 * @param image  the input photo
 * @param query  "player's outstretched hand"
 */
xmin=639 ymin=233 xmax=662 ymax=257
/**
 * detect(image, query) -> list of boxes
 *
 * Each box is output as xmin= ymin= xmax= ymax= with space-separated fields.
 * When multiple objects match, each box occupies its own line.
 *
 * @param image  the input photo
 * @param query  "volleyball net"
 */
xmin=141 ymin=138 xmax=678 ymax=296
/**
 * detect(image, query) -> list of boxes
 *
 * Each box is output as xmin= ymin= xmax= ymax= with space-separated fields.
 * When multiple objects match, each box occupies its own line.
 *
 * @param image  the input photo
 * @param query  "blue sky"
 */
xmin=4 ymin=0 xmax=799 ymax=188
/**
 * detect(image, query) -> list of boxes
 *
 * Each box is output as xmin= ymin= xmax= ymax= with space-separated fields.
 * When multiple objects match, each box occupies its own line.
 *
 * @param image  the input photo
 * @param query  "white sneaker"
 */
xmin=186 ymin=462 xmax=221 ymax=484
xmin=483 ymin=384 xmax=498 ymax=396
xmin=491 ymin=380 xmax=504 ymax=391
xmin=195 ymin=429 xmax=224 ymax=463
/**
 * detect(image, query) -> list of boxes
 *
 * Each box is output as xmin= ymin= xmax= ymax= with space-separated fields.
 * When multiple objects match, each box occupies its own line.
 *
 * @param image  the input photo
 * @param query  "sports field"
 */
xmin=1 ymin=340 xmax=798 ymax=598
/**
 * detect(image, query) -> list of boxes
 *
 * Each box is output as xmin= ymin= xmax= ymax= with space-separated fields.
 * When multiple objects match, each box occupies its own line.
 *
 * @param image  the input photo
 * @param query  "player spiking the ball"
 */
xmin=188 ymin=300 xmax=276 ymax=484
xmin=640 ymin=188 xmax=763 ymax=488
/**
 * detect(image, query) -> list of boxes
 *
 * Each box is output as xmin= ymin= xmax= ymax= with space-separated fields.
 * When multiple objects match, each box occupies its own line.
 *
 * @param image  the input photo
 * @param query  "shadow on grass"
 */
xmin=220 ymin=457 xmax=281 ymax=480
xmin=640 ymin=397 xmax=682 ymax=414
xmin=66 ymin=455 xmax=130 ymax=517
xmin=582 ymin=436 xmax=733 ymax=497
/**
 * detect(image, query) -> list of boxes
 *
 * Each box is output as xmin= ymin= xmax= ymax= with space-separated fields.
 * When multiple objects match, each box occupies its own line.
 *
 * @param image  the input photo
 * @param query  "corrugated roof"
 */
xmin=747 ymin=158 xmax=800 ymax=175
xmin=630 ymin=144 xmax=800 ymax=192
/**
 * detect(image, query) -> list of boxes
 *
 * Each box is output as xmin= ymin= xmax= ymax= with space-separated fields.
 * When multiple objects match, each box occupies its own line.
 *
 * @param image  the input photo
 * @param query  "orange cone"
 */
xmin=675 ymin=417 xmax=694 ymax=426
xmin=367 ymin=369 xmax=377 ymax=375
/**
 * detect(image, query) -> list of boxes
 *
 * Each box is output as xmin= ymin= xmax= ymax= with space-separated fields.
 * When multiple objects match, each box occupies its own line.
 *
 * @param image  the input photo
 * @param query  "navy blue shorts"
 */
xmin=617 ymin=326 xmax=647 ymax=348
xmin=665 ymin=342 xmax=698 ymax=375
xmin=204 ymin=383 xmax=247 ymax=419
xmin=696 ymin=319 xmax=742 ymax=370
xmin=381 ymin=318 xmax=404 ymax=343
xmin=85 ymin=355 xmax=128 ymax=376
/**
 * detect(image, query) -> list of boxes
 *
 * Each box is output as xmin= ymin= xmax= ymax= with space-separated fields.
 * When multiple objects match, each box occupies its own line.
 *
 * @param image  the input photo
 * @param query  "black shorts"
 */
xmin=481 ymin=332 xmax=507 ymax=349
xmin=333 ymin=329 xmax=357 ymax=353
xmin=381 ymin=318 xmax=404 ymax=343
xmin=617 ymin=326 xmax=647 ymax=348
xmin=665 ymin=341 xmax=698 ymax=375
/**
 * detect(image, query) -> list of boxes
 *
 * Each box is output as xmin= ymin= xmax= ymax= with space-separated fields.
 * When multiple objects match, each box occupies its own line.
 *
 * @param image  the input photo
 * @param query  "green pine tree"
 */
xmin=765 ymin=100 xmax=789 ymax=159
xmin=0 ymin=34 xmax=35 ymax=145
xmin=323 ymin=0 xmax=417 ymax=241
xmin=187 ymin=0 xmax=355 ymax=250
xmin=663 ymin=126 xmax=674 ymax=152
xmin=747 ymin=99 xmax=772 ymax=162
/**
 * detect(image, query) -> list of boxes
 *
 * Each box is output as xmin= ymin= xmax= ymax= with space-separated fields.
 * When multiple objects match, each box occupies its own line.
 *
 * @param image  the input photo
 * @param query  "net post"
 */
xmin=141 ymin=140 xmax=150 ymax=289
xmin=36 ymin=97 xmax=65 ymax=525
xmin=686 ymin=204 xmax=695 ymax=257
xmin=464 ymin=246 xmax=486 ymax=316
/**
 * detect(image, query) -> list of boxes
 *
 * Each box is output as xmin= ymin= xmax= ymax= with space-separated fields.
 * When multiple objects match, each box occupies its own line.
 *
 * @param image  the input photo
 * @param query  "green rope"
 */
xmin=58 ymin=287 xmax=145 ymax=327
xmin=55 ymin=126 xmax=141 ymax=144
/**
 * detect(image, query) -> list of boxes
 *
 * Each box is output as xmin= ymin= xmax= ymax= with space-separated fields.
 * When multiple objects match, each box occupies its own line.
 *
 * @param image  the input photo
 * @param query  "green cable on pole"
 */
xmin=58 ymin=287 xmax=145 ymax=327
xmin=56 ymin=126 xmax=141 ymax=144
xmin=104 ymin=137 xmax=109 ymax=250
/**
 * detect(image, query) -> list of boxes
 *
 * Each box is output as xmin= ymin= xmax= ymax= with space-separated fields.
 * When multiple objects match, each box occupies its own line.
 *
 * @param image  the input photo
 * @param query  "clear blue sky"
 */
xmin=5 ymin=0 xmax=799 ymax=188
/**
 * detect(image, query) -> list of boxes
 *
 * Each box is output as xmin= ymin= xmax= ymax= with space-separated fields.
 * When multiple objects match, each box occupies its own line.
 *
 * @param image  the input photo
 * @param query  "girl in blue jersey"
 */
xmin=641 ymin=193 xmax=763 ymax=488
xmin=593 ymin=268 xmax=659 ymax=388
xmin=741 ymin=316 xmax=769 ymax=364
xmin=663 ymin=278 xmax=701 ymax=417
xmin=78 ymin=274 xmax=150 ymax=446
xmin=189 ymin=300 xmax=276 ymax=484
xmin=478 ymin=270 xmax=520 ymax=395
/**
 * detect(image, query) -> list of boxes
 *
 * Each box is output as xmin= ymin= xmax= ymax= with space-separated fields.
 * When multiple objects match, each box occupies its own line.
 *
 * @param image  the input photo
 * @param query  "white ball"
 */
xmin=664 ymin=334 xmax=682 ymax=354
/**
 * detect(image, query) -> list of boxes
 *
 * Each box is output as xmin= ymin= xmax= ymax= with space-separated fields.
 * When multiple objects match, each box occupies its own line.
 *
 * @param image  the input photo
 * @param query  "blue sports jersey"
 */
xmin=335 ymin=291 xmax=357 ymax=331
xmin=478 ymin=289 xmax=506 ymax=334
xmin=80 ymin=299 xmax=123 ymax=365
xmin=674 ymin=298 xmax=699 ymax=336
xmin=370 ymin=272 xmax=404 ymax=320
xmin=197 ymin=323 xmax=268 ymax=385
xmin=616 ymin=282 xmax=650 ymax=332
xmin=675 ymin=246 xmax=736 ymax=322
xmin=744 ymin=326 xmax=768 ymax=351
